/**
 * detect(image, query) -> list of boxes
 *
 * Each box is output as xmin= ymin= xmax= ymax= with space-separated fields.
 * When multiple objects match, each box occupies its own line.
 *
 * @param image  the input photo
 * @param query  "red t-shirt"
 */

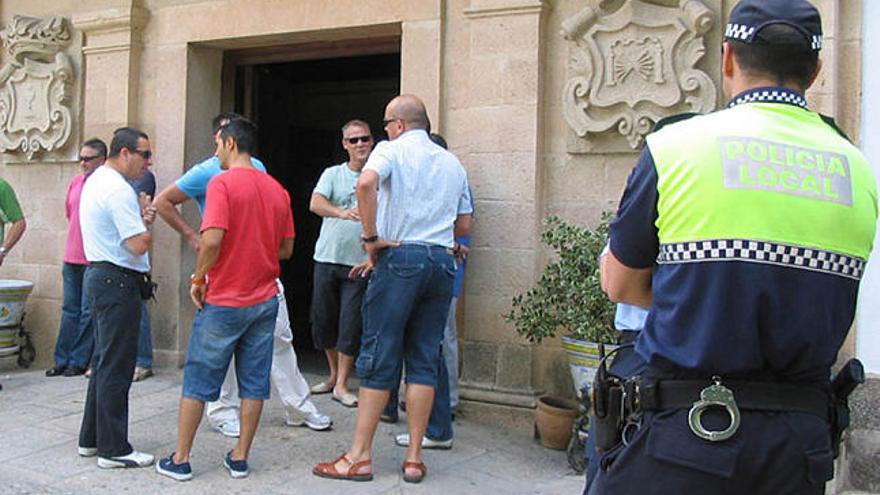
xmin=201 ymin=167 xmax=295 ymax=307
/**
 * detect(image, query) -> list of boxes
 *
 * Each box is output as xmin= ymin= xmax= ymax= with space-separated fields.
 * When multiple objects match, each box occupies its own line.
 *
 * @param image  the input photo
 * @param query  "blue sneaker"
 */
xmin=224 ymin=450 xmax=248 ymax=479
xmin=155 ymin=453 xmax=192 ymax=481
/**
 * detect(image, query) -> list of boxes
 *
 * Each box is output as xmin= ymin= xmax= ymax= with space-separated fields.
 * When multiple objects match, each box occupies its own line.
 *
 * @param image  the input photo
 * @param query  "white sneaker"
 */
xmin=285 ymin=412 xmax=332 ymax=431
xmin=97 ymin=450 xmax=155 ymax=468
xmin=211 ymin=420 xmax=241 ymax=438
xmin=394 ymin=433 xmax=453 ymax=449
xmin=78 ymin=446 xmax=97 ymax=457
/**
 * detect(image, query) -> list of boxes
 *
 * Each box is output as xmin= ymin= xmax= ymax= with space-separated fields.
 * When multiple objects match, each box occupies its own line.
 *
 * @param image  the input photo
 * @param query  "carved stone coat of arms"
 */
xmin=0 ymin=16 xmax=74 ymax=160
xmin=562 ymin=0 xmax=718 ymax=150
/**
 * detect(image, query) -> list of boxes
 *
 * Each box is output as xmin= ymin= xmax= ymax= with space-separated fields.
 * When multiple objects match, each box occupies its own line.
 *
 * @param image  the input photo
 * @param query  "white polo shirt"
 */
xmin=365 ymin=129 xmax=473 ymax=248
xmin=79 ymin=165 xmax=150 ymax=272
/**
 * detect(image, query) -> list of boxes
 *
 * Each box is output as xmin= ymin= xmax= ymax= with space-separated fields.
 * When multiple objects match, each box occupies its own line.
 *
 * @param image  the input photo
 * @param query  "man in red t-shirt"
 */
xmin=156 ymin=118 xmax=295 ymax=481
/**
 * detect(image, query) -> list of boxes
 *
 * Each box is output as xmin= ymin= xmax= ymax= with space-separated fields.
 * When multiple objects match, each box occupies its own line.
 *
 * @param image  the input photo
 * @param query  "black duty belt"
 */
xmin=90 ymin=261 xmax=147 ymax=277
xmin=635 ymin=378 xmax=830 ymax=421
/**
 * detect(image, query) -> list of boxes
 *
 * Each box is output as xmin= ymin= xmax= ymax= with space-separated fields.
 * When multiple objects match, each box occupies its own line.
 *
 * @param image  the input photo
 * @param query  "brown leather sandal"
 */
xmin=402 ymin=461 xmax=427 ymax=483
xmin=313 ymin=453 xmax=373 ymax=482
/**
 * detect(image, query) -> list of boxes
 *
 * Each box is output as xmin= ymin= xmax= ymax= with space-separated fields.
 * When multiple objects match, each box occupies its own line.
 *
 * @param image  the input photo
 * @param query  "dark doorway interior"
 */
xmin=234 ymin=52 xmax=400 ymax=355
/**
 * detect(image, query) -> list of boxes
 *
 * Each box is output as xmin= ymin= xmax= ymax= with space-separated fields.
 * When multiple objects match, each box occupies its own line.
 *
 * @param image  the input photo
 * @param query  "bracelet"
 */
xmin=361 ymin=235 xmax=379 ymax=243
xmin=0 ymin=247 xmax=7 ymax=255
xmin=190 ymin=274 xmax=206 ymax=286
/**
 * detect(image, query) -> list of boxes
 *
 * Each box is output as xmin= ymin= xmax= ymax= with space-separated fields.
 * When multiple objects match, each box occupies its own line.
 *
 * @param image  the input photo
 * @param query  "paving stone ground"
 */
xmin=0 ymin=367 xmax=584 ymax=494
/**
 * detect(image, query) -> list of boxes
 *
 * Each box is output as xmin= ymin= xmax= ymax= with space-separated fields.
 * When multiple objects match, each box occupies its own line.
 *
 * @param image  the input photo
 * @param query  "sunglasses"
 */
xmin=79 ymin=155 xmax=101 ymax=162
xmin=132 ymin=149 xmax=152 ymax=159
xmin=383 ymin=118 xmax=401 ymax=127
xmin=346 ymin=135 xmax=372 ymax=144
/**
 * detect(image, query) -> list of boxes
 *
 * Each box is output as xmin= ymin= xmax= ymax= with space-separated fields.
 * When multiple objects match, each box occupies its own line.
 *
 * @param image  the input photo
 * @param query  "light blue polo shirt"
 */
xmin=365 ymin=129 xmax=472 ymax=248
xmin=175 ymin=155 xmax=266 ymax=214
xmin=312 ymin=162 xmax=364 ymax=267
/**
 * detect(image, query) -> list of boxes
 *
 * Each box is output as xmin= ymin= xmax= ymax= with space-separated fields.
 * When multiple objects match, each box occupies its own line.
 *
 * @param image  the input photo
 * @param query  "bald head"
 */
xmin=387 ymin=95 xmax=429 ymax=130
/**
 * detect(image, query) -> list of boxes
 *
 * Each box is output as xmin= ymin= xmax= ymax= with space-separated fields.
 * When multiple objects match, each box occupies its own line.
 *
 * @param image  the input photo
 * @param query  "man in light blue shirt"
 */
xmin=153 ymin=113 xmax=330 ymax=435
xmin=308 ymin=119 xmax=372 ymax=407
xmin=582 ymin=244 xmax=650 ymax=491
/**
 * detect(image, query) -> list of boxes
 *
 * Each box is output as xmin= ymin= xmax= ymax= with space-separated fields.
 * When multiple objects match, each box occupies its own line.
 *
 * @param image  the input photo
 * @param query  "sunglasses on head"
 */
xmin=131 ymin=149 xmax=152 ymax=159
xmin=79 ymin=155 xmax=101 ymax=162
xmin=346 ymin=135 xmax=372 ymax=144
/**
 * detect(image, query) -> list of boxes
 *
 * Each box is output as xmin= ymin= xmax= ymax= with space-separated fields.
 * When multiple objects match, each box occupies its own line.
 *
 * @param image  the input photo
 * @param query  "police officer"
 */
xmin=589 ymin=1 xmax=877 ymax=494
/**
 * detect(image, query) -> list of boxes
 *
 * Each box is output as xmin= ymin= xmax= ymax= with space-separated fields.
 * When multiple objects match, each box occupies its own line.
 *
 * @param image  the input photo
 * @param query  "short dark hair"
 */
xmin=212 ymin=112 xmax=243 ymax=134
xmin=341 ymin=119 xmax=371 ymax=136
xmin=219 ymin=118 xmax=258 ymax=155
xmin=729 ymin=24 xmax=819 ymax=89
xmin=429 ymin=133 xmax=448 ymax=150
xmin=81 ymin=138 xmax=107 ymax=158
xmin=109 ymin=127 xmax=149 ymax=158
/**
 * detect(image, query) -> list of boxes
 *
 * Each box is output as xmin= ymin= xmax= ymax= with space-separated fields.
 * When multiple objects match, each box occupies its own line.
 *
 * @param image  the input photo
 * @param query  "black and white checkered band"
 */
xmin=657 ymin=239 xmax=866 ymax=281
xmin=727 ymin=88 xmax=807 ymax=109
xmin=725 ymin=23 xmax=822 ymax=51
xmin=725 ymin=23 xmax=756 ymax=42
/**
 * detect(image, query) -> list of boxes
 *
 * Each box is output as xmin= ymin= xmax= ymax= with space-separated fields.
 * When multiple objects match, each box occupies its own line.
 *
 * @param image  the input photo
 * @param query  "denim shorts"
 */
xmin=182 ymin=296 xmax=278 ymax=401
xmin=356 ymin=244 xmax=455 ymax=390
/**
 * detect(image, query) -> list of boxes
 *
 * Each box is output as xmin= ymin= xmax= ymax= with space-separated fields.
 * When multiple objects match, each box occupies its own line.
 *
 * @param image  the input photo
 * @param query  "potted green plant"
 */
xmin=506 ymin=214 xmax=617 ymax=396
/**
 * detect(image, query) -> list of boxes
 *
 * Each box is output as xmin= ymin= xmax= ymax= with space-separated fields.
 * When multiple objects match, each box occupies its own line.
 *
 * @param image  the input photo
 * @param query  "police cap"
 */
xmin=725 ymin=0 xmax=823 ymax=51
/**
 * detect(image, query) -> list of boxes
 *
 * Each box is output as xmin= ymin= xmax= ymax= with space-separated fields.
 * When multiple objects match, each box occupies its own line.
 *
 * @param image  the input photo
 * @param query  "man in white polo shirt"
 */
xmin=77 ymin=127 xmax=156 ymax=469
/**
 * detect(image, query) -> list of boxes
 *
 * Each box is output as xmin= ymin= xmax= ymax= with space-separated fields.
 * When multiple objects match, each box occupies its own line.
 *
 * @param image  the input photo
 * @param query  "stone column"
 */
xmin=72 ymin=3 xmax=148 ymax=140
xmin=456 ymin=0 xmax=550 ymax=428
xmin=401 ymin=15 xmax=443 ymax=128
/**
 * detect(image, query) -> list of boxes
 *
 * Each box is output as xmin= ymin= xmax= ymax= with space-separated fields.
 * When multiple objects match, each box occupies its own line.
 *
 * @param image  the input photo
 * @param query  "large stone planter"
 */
xmin=0 ymin=280 xmax=34 ymax=369
xmin=561 ymin=336 xmax=616 ymax=397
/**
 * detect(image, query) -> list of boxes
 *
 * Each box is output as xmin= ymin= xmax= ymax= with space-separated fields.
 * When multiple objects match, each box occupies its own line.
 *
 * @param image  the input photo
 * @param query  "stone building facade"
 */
xmin=0 ymin=3 xmax=877 ymax=483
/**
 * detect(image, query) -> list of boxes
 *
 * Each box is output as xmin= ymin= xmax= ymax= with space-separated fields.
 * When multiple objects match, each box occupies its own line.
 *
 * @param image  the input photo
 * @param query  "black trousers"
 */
xmin=310 ymin=262 xmax=366 ymax=356
xmin=78 ymin=264 xmax=142 ymax=457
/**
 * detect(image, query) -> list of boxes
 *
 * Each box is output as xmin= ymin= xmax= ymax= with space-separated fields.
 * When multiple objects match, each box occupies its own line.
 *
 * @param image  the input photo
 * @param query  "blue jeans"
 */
xmin=182 ymin=297 xmax=279 ymax=402
xmin=53 ymin=263 xmax=93 ymax=369
xmin=356 ymin=244 xmax=455 ymax=390
xmin=385 ymin=296 xmax=457 ymax=441
xmin=385 ymin=344 xmax=453 ymax=441
xmin=443 ymin=297 xmax=459 ymax=408
xmin=136 ymin=300 xmax=152 ymax=368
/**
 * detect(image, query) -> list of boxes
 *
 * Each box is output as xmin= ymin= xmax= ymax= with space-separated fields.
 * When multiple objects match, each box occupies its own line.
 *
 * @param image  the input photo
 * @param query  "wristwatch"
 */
xmin=0 ymin=247 xmax=8 ymax=256
xmin=190 ymin=273 xmax=206 ymax=286
xmin=361 ymin=235 xmax=379 ymax=243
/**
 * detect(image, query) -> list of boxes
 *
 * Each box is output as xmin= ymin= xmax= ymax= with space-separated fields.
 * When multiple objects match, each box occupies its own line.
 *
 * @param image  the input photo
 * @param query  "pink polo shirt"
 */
xmin=64 ymin=173 xmax=89 ymax=265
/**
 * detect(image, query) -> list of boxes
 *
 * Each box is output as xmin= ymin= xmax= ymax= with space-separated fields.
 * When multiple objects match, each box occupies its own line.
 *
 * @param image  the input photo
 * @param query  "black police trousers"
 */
xmin=587 ymin=405 xmax=833 ymax=495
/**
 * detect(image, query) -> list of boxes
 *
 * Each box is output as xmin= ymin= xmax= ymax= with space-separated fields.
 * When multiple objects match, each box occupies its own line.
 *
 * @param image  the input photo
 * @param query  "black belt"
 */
xmin=90 ymin=261 xmax=147 ymax=277
xmin=635 ymin=378 xmax=831 ymax=421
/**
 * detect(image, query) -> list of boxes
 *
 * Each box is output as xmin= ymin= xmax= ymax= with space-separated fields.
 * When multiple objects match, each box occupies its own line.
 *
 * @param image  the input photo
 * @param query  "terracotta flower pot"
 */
xmin=535 ymin=395 xmax=579 ymax=450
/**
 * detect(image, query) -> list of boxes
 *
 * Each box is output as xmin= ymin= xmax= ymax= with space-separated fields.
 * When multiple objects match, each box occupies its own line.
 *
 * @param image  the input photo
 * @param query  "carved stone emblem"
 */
xmin=562 ymin=0 xmax=717 ymax=150
xmin=0 ymin=16 xmax=74 ymax=160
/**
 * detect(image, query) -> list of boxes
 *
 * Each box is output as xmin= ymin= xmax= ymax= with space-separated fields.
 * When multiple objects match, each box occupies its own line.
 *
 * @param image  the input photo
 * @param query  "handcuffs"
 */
xmin=687 ymin=376 xmax=741 ymax=442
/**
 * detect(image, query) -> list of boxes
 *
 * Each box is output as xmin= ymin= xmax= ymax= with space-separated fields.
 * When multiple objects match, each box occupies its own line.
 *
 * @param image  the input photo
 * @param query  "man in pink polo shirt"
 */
xmin=46 ymin=138 xmax=106 ymax=378
xmin=157 ymin=117 xmax=295 ymax=481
